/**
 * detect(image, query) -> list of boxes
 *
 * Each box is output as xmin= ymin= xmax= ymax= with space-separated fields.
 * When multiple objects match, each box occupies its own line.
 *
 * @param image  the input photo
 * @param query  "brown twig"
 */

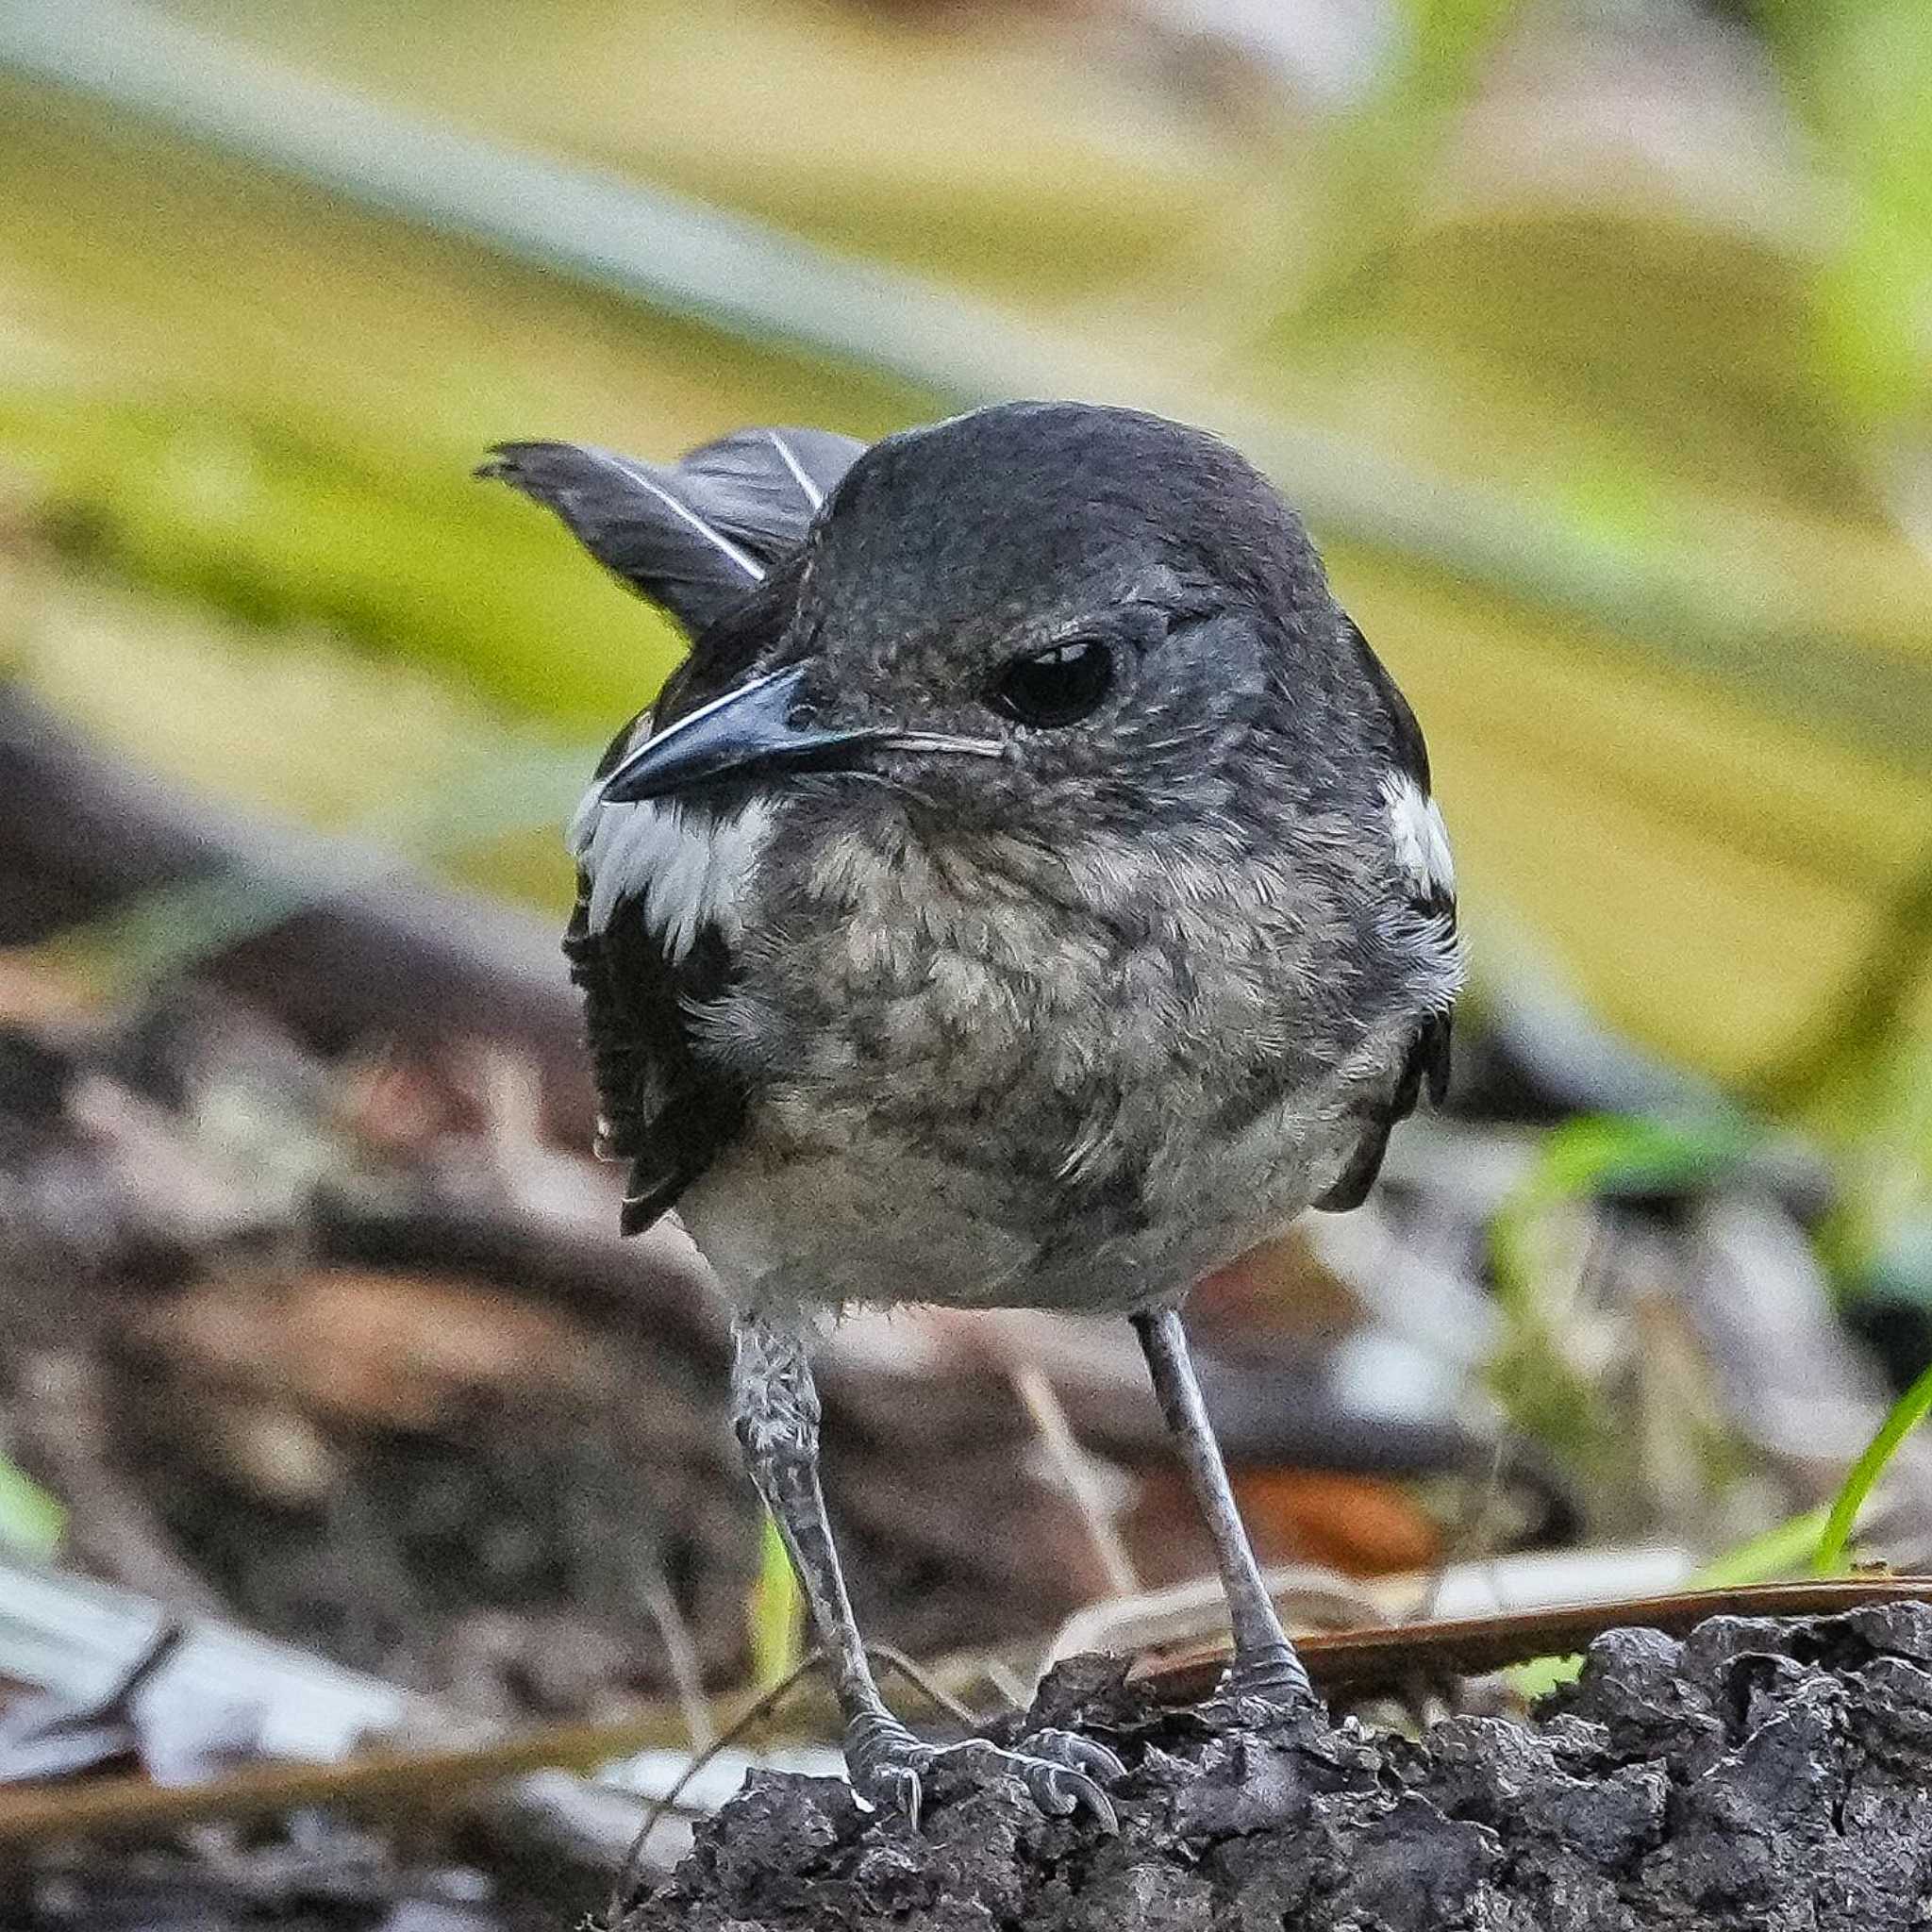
xmin=871 ymin=1644 xmax=988 ymax=1726
xmin=610 ymin=1651 xmax=831 ymax=1920
xmin=1007 ymin=1358 xmax=1140 ymax=1599
xmin=0 ymin=1706 xmax=718 ymax=1848
xmin=607 ymin=1641 xmax=991 ymax=1916
xmin=1132 ymin=1576 xmax=1932 ymax=1704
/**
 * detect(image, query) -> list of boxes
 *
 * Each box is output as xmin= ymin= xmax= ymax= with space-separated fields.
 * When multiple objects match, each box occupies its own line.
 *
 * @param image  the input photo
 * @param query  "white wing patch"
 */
xmin=572 ymin=786 xmax=774 ymax=958
xmin=1382 ymin=773 xmax=1455 ymax=904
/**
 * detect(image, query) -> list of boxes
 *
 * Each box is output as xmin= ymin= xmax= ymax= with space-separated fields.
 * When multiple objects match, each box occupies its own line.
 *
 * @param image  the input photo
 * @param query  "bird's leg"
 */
xmin=1132 ymin=1305 xmax=1315 ymax=1714
xmin=728 ymin=1312 xmax=882 ymax=1720
xmin=728 ymin=1311 xmax=1121 ymax=1827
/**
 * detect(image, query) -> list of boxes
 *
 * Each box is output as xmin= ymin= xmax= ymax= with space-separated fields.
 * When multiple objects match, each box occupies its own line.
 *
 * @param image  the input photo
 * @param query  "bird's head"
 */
xmin=489 ymin=402 xmax=1405 ymax=856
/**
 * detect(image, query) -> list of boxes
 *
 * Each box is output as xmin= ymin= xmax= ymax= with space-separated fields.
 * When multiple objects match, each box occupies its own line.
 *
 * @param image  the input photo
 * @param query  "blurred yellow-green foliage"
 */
xmin=1 ymin=0 xmax=1929 ymax=1194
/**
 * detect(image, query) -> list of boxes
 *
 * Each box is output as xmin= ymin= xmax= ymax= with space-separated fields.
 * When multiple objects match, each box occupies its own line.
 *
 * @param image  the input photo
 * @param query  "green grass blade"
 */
xmin=1813 ymin=1357 xmax=1932 ymax=1574
xmin=747 ymin=1510 xmax=806 ymax=1694
xmin=1491 ymin=1111 xmax=1759 ymax=1307
xmin=1691 ymin=1507 xmax=1836 ymax=1590
xmin=1752 ymin=0 xmax=1932 ymax=431
xmin=1487 ymin=1111 xmax=1758 ymax=1476
xmin=0 ymin=0 xmax=1026 ymax=405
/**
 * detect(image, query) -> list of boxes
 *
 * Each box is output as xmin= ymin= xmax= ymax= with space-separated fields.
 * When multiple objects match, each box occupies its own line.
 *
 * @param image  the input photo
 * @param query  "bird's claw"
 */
xmin=1199 ymin=1641 xmax=1319 ymax=1730
xmin=845 ymin=1713 xmax=1124 ymax=1832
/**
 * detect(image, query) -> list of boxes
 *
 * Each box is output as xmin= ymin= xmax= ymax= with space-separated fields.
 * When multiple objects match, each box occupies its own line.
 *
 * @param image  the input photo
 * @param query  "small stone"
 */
xmin=1324 ymin=1795 xmax=1498 ymax=1932
xmin=1678 ymin=1616 xmax=1796 ymax=1690
xmin=1168 ymin=1735 xmax=1308 ymax=1838
xmin=1062 ymin=1860 xmax=1214 ymax=1932
xmin=1840 ymin=1600 xmax=1932 ymax=1663
xmin=1028 ymin=1653 xmax=1138 ymax=1731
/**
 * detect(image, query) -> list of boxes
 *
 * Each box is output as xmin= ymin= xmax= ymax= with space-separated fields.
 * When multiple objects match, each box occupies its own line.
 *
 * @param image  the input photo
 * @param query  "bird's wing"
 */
xmin=1312 ymin=1009 xmax=1452 ymax=1214
xmin=563 ymin=826 xmax=744 ymax=1234
xmin=491 ymin=427 xmax=861 ymax=1237
xmin=560 ymin=575 xmax=808 ymax=1234
xmin=1315 ymin=622 xmax=1457 ymax=1213
xmin=479 ymin=425 xmax=864 ymax=636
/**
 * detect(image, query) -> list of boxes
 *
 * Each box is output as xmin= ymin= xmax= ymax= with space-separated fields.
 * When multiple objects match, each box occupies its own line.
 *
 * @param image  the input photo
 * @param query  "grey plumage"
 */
xmin=483 ymin=400 xmax=1462 ymax=1826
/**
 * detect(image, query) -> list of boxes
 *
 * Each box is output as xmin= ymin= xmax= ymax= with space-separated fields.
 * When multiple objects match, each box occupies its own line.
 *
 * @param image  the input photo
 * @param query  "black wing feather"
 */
xmin=1314 ymin=617 xmax=1456 ymax=1214
xmin=485 ymin=423 xmax=864 ymax=1233
xmin=563 ymin=893 xmax=742 ymax=1234
xmin=1313 ymin=1011 xmax=1451 ymax=1213
xmin=562 ymin=563 xmax=810 ymax=1233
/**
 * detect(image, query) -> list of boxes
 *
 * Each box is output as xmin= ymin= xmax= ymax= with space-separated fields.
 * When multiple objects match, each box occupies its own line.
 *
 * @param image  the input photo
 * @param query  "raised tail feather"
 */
xmin=478 ymin=426 xmax=864 ymax=635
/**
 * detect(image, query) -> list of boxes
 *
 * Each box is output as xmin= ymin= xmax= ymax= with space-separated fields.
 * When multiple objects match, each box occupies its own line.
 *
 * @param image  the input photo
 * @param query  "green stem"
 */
xmin=1813 ymin=1357 xmax=1932 ymax=1574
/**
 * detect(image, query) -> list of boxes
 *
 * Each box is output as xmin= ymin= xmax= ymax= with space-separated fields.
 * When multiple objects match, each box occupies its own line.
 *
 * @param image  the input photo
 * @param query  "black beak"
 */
xmin=599 ymin=663 xmax=1000 ymax=804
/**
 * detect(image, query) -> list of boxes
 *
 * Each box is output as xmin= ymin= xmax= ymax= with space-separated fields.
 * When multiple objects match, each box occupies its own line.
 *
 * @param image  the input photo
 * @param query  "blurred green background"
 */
xmin=2 ymin=0 xmax=1929 ymax=1252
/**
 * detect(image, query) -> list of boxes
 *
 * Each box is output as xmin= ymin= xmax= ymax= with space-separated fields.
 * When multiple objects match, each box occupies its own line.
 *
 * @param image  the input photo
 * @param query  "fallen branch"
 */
xmin=1136 ymin=1574 xmax=1932 ymax=1702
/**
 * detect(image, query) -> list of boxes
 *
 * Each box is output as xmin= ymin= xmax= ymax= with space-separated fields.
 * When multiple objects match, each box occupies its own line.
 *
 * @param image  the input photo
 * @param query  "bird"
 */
xmin=479 ymin=402 xmax=1460 ymax=1829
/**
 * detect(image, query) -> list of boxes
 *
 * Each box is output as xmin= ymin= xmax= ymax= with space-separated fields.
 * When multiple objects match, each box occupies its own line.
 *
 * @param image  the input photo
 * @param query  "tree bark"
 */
xmin=612 ymin=1606 xmax=1932 ymax=1931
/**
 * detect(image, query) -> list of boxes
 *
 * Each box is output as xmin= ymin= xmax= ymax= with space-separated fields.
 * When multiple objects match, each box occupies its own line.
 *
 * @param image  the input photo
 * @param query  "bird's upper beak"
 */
xmin=599 ymin=662 xmax=1000 ymax=804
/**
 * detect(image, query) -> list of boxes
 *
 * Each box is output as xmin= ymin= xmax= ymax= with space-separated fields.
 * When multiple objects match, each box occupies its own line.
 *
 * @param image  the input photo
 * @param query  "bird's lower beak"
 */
xmin=599 ymin=662 xmax=999 ymax=804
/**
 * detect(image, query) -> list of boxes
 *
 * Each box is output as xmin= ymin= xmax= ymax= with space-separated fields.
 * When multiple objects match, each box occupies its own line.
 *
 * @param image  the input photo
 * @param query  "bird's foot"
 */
xmin=845 ymin=1710 xmax=1124 ymax=1832
xmin=1199 ymin=1641 xmax=1319 ymax=1730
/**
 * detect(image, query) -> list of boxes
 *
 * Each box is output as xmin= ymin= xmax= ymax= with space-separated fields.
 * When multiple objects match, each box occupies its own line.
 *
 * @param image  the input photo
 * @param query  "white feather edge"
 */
xmin=593 ymin=450 xmax=766 ymax=582
xmin=1381 ymin=772 xmax=1455 ymax=903
xmin=764 ymin=428 xmax=824 ymax=510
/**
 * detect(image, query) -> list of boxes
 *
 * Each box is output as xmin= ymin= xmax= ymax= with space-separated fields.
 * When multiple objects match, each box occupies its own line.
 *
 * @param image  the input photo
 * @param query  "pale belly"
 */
xmin=676 ymin=1086 xmax=1357 ymax=1317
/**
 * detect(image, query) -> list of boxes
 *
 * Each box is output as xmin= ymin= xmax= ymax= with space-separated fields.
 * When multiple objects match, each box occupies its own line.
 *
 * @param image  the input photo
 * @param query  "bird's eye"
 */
xmin=990 ymin=638 xmax=1114 ymax=728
